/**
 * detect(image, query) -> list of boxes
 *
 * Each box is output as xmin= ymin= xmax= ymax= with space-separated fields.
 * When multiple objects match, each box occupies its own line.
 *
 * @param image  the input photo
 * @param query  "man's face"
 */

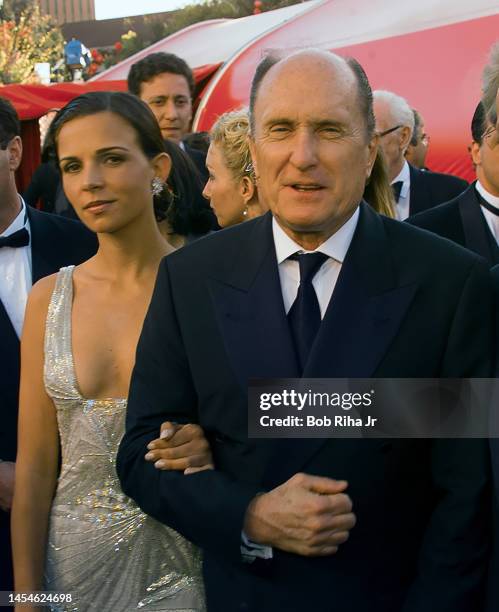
xmin=471 ymin=121 xmax=499 ymax=196
xmin=249 ymin=53 xmax=377 ymax=242
xmin=139 ymin=72 xmax=193 ymax=144
xmin=406 ymin=119 xmax=429 ymax=169
xmin=373 ymin=99 xmax=408 ymax=180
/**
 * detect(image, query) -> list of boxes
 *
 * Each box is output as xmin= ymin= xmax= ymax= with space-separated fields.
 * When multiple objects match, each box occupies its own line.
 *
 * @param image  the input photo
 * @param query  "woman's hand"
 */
xmin=145 ymin=422 xmax=214 ymax=474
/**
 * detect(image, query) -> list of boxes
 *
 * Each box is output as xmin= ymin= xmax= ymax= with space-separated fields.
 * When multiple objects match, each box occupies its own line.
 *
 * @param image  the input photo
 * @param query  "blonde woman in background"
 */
xmin=203 ymin=108 xmax=266 ymax=227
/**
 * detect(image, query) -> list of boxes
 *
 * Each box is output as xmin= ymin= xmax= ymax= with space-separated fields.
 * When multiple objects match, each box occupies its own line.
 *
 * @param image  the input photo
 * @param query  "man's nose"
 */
xmin=289 ymin=129 xmax=318 ymax=170
xmin=164 ymin=99 xmax=180 ymax=120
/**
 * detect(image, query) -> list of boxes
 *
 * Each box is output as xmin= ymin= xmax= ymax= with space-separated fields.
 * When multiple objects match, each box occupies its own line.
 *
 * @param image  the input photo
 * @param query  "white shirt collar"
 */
xmin=1 ymin=196 xmax=29 ymax=237
xmin=476 ymin=180 xmax=499 ymax=209
xmin=391 ymin=160 xmax=410 ymax=199
xmin=272 ymin=206 xmax=360 ymax=265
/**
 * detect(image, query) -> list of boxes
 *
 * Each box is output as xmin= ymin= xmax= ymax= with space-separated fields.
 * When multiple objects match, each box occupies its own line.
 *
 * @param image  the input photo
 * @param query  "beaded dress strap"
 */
xmin=43 ymin=265 xmax=78 ymax=398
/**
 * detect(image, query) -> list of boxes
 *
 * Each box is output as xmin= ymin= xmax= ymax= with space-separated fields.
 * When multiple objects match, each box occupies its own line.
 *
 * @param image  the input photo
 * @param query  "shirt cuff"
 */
xmin=241 ymin=531 xmax=273 ymax=563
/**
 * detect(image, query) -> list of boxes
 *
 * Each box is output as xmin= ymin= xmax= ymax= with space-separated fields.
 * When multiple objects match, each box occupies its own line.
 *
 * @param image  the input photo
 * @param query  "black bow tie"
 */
xmin=477 ymin=190 xmax=499 ymax=217
xmin=391 ymin=181 xmax=403 ymax=202
xmin=0 ymin=227 xmax=30 ymax=249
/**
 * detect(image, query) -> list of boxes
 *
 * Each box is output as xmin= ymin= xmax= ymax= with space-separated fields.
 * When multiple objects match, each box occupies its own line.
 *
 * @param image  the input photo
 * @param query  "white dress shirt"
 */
xmin=391 ymin=160 xmax=411 ymax=221
xmin=0 ymin=197 xmax=32 ymax=337
xmin=476 ymin=180 xmax=499 ymax=245
xmin=272 ymin=207 xmax=360 ymax=317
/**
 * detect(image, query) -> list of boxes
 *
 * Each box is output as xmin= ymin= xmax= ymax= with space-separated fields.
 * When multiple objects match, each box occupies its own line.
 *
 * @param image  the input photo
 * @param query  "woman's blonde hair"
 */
xmin=363 ymin=149 xmax=396 ymax=218
xmin=210 ymin=108 xmax=254 ymax=183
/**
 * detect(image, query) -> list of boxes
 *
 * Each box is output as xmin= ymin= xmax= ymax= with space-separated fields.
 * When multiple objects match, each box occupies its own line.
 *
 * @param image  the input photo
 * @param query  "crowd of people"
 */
xmin=0 ymin=40 xmax=499 ymax=612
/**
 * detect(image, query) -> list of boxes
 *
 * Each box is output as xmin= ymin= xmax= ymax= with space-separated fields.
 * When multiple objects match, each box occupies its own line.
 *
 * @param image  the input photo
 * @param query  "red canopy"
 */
xmin=0 ymin=64 xmax=220 ymax=192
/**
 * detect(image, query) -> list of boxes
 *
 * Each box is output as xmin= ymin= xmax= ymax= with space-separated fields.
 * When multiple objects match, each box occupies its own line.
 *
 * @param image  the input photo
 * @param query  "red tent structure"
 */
xmin=1 ymin=0 xmax=499 ymax=190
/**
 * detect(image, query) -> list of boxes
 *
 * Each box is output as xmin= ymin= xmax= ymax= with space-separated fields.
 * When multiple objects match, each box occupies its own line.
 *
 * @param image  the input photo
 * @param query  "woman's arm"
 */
xmin=11 ymin=275 xmax=59 ymax=605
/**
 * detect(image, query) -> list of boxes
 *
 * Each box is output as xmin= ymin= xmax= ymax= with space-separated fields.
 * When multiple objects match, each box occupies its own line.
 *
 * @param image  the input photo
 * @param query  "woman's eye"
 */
xmin=104 ymin=155 xmax=123 ymax=165
xmin=62 ymin=163 xmax=80 ymax=173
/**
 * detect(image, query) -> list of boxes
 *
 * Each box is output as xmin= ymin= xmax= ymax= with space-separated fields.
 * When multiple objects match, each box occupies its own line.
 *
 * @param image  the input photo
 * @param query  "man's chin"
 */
xmin=161 ymin=130 xmax=182 ymax=144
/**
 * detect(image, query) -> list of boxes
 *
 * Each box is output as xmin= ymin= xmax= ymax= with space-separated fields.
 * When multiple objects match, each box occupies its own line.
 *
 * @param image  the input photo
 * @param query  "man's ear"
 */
xmin=399 ymin=126 xmax=412 ymax=154
xmin=152 ymin=152 xmax=172 ymax=183
xmin=470 ymin=141 xmax=482 ymax=168
xmin=8 ymin=136 xmax=22 ymax=172
xmin=366 ymin=134 xmax=379 ymax=180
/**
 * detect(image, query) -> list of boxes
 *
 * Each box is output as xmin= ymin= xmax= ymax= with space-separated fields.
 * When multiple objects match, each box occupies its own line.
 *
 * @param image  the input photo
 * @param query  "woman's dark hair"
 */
xmin=44 ymin=91 xmax=213 ymax=234
xmin=162 ymin=138 xmax=215 ymax=235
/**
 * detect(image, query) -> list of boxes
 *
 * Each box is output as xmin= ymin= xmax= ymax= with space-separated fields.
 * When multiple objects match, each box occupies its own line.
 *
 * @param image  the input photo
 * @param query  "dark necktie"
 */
xmin=0 ymin=227 xmax=29 ymax=249
xmin=288 ymin=252 xmax=329 ymax=371
xmin=391 ymin=181 xmax=403 ymax=202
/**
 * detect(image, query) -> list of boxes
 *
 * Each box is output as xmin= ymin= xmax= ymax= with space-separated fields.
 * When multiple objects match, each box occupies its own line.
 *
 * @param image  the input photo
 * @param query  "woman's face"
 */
xmin=57 ymin=111 xmax=169 ymax=234
xmin=203 ymin=142 xmax=247 ymax=228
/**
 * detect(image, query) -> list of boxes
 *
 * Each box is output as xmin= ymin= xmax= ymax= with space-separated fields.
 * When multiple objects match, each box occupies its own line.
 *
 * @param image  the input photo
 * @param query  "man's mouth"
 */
xmin=290 ymin=183 xmax=324 ymax=191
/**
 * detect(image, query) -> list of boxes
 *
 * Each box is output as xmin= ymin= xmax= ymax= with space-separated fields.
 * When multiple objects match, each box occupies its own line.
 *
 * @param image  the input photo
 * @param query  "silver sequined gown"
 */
xmin=43 ymin=266 xmax=205 ymax=612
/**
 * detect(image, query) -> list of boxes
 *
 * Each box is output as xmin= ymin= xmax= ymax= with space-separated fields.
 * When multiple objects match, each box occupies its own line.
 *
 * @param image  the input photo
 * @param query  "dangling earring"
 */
xmin=151 ymin=177 xmax=164 ymax=196
xmin=243 ymin=206 xmax=249 ymax=217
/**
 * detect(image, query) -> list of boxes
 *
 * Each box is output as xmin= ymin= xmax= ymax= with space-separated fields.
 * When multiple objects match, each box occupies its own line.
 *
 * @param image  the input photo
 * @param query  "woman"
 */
xmin=11 ymin=92 xmax=207 ymax=612
xmin=203 ymin=108 xmax=266 ymax=227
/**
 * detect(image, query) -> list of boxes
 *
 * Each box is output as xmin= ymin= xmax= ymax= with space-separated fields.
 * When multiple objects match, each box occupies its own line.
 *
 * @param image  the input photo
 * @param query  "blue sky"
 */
xmin=95 ymin=0 xmax=200 ymax=20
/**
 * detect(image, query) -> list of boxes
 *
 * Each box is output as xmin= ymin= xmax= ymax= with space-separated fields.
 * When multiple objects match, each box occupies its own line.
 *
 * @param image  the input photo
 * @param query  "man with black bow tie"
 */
xmin=0 ymin=98 xmax=96 ymax=596
xmin=118 ymin=51 xmax=493 ymax=612
xmin=408 ymin=101 xmax=499 ymax=267
xmin=373 ymin=90 xmax=467 ymax=220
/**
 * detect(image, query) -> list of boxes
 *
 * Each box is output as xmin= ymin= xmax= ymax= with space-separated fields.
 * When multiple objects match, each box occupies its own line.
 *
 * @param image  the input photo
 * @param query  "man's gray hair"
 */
xmin=373 ymin=90 xmax=415 ymax=135
xmin=482 ymin=41 xmax=499 ymax=125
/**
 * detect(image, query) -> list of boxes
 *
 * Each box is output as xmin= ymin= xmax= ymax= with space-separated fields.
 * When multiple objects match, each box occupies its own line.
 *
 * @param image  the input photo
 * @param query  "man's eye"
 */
xmin=151 ymin=99 xmax=165 ymax=107
xmin=175 ymin=99 xmax=188 ymax=107
xmin=269 ymin=126 xmax=291 ymax=135
xmin=320 ymin=127 xmax=342 ymax=137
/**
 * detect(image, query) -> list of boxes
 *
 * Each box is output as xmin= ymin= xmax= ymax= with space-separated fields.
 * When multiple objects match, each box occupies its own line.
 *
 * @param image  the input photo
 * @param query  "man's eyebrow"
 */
xmin=263 ymin=117 xmax=295 ymax=127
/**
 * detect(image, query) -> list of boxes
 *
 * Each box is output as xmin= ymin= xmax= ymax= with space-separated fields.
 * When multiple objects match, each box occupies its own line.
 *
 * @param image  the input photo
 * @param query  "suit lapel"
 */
xmin=459 ymin=184 xmax=499 ymax=266
xmin=263 ymin=204 xmax=418 ymax=488
xmin=27 ymin=207 xmax=57 ymax=284
xmin=208 ymin=213 xmax=299 ymax=389
xmin=409 ymin=164 xmax=429 ymax=216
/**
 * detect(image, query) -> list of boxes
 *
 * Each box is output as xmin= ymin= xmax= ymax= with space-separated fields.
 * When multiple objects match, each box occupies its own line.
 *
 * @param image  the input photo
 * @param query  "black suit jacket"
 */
xmin=407 ymin=182 xmax=499 ymax=267
xmin=0 ymin=206 xmax=96 ymax=592
xmin=118 ymin=205 xmax=493 ymax=612
xmin=409 ymin=164 xmax=468 ymax=216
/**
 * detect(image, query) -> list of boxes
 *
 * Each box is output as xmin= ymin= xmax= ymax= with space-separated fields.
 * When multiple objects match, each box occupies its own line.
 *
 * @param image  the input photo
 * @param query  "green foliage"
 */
xmin=0 ymin=1 xmax=65 ymax=84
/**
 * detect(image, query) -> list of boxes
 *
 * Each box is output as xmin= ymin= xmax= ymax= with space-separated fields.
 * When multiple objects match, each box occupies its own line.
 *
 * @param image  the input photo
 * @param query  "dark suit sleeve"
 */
xmin=403 ymin=259 xmax=494 ymax=612
xmin=116 ymin=257 xmax=261 ymax=561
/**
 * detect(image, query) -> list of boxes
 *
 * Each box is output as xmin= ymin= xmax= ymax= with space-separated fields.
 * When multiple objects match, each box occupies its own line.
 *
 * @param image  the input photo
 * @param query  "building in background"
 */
xmin=39 ymin=0 xmax=95 ymax=24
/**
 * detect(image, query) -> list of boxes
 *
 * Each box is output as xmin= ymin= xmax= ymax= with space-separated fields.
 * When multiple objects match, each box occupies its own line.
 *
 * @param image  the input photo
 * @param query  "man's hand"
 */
xmin=244 ymin=472 xmax=356 ymax=557
xmin=145 ymin=422 xmax=214 ymax=474
xmin=0 ymin=461 xmax=15 ymax=511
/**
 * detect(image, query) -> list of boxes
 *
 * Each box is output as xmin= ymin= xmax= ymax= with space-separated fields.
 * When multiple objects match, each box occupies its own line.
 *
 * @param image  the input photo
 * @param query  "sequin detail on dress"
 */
xmin=43 ymin=266 xmax=205 ymax=612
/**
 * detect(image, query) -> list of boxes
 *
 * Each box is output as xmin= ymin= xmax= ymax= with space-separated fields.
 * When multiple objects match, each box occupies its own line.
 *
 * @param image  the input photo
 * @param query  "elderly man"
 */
xmin=408 ymin=101 xmax=499 ymax=266
xmin=118 ymin=50 xmax=493 ymax=612
xmin=373 ymin=90 xmax=467 ymax=219
xmin=0 ymin=98 xmax=96 ymax=594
